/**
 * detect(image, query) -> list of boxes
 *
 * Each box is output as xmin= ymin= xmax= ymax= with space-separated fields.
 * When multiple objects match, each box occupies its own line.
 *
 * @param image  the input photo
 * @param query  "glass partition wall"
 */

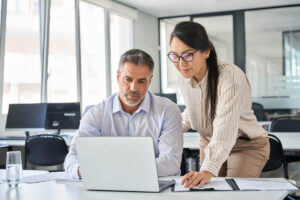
xmin=159 ymin=5 xmax=300 ymax=117
xmin=245 ymin=6 xmax=300 ymax=118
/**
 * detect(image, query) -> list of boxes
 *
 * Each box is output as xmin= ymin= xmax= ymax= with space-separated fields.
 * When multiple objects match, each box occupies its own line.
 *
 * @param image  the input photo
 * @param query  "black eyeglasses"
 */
xmin=167 ymin=50 xmax=199 ymax=63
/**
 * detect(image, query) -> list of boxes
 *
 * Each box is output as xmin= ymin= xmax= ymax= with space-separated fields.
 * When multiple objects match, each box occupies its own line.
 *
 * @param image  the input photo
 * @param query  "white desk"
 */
xmin=184 ymin=132 xmax=300 ymax=151
xmin=2 ymin=132 xmax=299 ymax=152
xmin=0 ymin=170 xmax=289 ymax=200
xmin=0 ymin=137 xmax=72 ymax=147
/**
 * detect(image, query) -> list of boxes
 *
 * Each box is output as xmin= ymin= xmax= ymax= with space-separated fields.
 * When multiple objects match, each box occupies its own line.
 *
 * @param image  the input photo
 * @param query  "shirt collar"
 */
xmin=188 ymin=70 xmax=208 ymax=89
xmin=112 ymin=92 xmax=150 ymax=114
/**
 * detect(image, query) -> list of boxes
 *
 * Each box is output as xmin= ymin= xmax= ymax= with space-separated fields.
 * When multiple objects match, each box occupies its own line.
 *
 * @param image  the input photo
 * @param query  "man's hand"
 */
xmin=78 ymin=167 xmax=81 ymax=177
xmin=181 ymin=170 xmax=213 ymax=188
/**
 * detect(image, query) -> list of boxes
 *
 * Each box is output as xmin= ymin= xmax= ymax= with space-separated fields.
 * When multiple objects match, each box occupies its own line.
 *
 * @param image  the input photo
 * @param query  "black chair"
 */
xmin=180 ymin=148 xmax=188 ymax=175
xmin=269 ymin=117 xmax=300 ymax=132
xmin=252 ymin=102 xmax=266 ymax=121
xmin=24 ymin=134 xmax=68 ymax=170
xmin=269 ymin=117 xmax=300 ymax=164
xmin=0 ymin=145 xmax=13 ymax=169
xmin=262 ymin=134 xmax=289 ymax=179
xmin=155 ymin=93 xmax=177 ymax=104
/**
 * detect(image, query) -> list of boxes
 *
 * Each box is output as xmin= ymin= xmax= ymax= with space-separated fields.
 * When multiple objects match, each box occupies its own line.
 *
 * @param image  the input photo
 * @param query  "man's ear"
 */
xmin=148 ymin=74 xmax=153 ymax=85
xmin=117 ymin=71 xmax=120 ymax=82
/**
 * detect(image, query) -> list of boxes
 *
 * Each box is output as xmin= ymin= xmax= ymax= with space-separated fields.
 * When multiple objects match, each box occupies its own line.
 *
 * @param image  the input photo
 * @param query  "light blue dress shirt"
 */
xmin=64 ymin=91 xmax=183 ymax=179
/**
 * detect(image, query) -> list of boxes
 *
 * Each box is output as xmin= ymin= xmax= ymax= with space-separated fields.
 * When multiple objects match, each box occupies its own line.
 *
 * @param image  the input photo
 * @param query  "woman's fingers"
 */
xmin=198 ymin=178 xmax=208 ymax=187
xmin=181 ymin=172 xmax=193 ymax=185
xmin=187 ymin=174 xmax=203 ymax=187
xmin=182 ymin=170 xmax=213 ymax=188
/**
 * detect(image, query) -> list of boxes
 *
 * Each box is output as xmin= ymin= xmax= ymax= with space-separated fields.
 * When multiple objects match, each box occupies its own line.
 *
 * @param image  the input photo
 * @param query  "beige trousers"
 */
xmin=199 ymin=135 xmax=270 ymax=177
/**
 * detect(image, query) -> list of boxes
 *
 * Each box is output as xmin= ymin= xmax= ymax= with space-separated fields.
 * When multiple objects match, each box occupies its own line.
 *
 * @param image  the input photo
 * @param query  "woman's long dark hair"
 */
xmin=170 ymin=21 xmax=219 ymax=121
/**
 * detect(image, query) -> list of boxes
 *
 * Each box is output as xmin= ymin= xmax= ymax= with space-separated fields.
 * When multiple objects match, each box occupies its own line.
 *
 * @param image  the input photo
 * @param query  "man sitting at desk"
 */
xmin=64 ymin=49 xmax=183 ymax=179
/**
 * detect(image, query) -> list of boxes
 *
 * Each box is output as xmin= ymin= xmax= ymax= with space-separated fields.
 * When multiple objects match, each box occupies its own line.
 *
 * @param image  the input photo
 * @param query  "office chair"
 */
xmin=252 ymin=102 xmax=266 ymax=121
xmin=262 ymin=134 xmax=289 ymax=179
xmin=180 ymin=148 xmax=188 ymax=175
xmin=24 ymin=134 xmax=68 ymax=170
xmin=269 ymin=116 xmax=300 ymax=164
xmin=155 ymin=93 xmax=177 ymax=104
xmin=0 ymin=145 xmax=13 ymax=169
xmin=269 ymin=116 xmax=300 ymax=132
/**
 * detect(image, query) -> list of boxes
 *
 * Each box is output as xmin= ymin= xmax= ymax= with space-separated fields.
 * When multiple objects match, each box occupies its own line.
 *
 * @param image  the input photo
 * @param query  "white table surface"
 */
xmin=183 ymin=132 xmax=300 ymax=151
xmin=0 ymin=137 xmax=72 ymax=147
xmin=0 ymin=171 xmax=289 ymax=200
xmin=2 ymin=131 xmax=300 ymax=152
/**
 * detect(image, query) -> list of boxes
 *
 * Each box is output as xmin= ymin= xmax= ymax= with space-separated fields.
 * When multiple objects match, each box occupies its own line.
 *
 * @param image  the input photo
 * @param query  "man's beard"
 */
xmin=123 ymin=91 xmax=143 ymax=106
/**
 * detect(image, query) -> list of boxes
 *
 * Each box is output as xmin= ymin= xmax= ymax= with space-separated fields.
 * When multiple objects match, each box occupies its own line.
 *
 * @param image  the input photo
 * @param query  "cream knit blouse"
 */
xmin=180 ymin=61 xmax=268 ymax=176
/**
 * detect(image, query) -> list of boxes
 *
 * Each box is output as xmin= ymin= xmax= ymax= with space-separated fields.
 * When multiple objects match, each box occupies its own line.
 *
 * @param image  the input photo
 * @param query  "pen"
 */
xmin=182 ymin=178 xmax=189 ymax=187
xmin=190 ymin=188 xmax=215 ymax=191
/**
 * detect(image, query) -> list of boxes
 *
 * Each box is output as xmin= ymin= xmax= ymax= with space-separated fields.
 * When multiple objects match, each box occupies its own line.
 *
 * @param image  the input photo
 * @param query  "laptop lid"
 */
xmin=76 ymin=137 xmax=161 ymax=192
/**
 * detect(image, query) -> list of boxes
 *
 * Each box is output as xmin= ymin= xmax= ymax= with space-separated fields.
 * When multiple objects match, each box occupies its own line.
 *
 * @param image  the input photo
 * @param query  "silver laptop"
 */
xmin=76 ymin=137 xmax=175 ymax=192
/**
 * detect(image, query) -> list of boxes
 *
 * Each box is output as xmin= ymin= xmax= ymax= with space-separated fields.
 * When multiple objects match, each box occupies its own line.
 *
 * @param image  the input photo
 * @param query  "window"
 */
xmin=79 ymin=1 xmax=106 ymax=110
xmin=160 ymin=17 xmax=189 ymax=104
xmin=47 ymin=0 xmax=77 ymax=102
xmin=0 ymin=0 xmax=134 ymax=113
xmin=283 ymin=30 xmax=300 ymax=76
xmin=110 ymin=13 xmax=132 ymax=94
xmin=245 ymin=6 xmax=300 ymax=111
xmin=2 ymin=0 xmax=41 ymax=114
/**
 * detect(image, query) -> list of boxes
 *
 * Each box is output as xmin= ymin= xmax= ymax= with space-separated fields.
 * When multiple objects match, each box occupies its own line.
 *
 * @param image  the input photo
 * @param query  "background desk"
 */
xmin=0 ymin=170 xmax=289 ymax=200
xmin=184 ymin=132 xmax=300 ymax=151
xmin=0 ymin=137 xmax=72 ymax=147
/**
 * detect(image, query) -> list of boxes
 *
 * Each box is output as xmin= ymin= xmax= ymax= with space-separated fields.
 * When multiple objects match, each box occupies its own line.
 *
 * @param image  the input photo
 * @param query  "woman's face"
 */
xmin=170 ymin=37 xmax=210 ymax=82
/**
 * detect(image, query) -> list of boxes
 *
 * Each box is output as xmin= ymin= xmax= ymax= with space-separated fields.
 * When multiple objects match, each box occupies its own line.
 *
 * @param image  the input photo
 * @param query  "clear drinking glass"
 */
xmin=6 ymin=151 xmax=23 ymax=188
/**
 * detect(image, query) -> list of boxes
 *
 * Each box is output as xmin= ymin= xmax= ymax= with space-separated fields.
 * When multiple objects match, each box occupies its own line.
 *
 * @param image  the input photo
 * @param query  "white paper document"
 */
xmin=173 ymin=178 xmax=232 ymax=191
xmin=234 ymin=178 xmax=298 ymax=191
xmin=22 ymin=172 xmax=81 ymax=184
xmin=173 ymin=177 xmax=298 ymax=192
xmin=0 ymin=169 xmax=49 ymax=184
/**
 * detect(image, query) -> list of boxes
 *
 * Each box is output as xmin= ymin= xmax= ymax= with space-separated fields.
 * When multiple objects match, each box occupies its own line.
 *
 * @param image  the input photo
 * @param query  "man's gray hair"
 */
xmin=118 ymin=49 xmax=154 ymax=74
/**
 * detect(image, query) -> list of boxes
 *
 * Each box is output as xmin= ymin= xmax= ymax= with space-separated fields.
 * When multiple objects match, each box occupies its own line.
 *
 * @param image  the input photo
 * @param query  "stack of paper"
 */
xmin=173 ymin=177 xmax=298 ymax=192
xmin=234 ymin=178 xmax=298 ymax=191
xmin=173 ymin=178 xmax=232 ymax=191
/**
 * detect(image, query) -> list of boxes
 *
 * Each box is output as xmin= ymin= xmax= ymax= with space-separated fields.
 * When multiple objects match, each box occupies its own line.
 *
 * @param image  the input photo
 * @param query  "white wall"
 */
xmin=133 ymin=11 xmax=160 ymax=93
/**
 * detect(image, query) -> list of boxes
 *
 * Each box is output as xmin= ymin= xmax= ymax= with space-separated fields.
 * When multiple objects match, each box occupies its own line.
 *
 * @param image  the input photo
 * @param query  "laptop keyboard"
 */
xmin=158 ymin=180 xmax=175 ymax=189
xmin=159 ymin=183 xmax=166 ymax=188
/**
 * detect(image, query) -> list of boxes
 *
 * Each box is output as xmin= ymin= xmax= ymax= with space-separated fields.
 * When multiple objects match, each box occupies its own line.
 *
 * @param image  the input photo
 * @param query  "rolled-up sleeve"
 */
xmin=156 ymin=104 xmax=183 ymax=176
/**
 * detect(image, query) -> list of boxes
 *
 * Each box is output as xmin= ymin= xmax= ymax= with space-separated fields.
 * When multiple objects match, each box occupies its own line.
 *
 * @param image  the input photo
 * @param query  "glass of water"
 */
xmin=6 ymin=151 xmax=23 ymax=188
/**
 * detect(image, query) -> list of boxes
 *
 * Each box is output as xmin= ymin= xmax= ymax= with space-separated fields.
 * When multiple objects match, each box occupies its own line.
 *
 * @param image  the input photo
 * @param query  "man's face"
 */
xmin=117 ymin=62 xmax=152 ymax=107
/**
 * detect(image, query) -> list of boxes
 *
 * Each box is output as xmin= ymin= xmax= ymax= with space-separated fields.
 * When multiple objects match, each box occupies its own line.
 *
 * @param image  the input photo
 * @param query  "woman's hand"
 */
xmin=181 ymin=170 xmax=213 ymax=188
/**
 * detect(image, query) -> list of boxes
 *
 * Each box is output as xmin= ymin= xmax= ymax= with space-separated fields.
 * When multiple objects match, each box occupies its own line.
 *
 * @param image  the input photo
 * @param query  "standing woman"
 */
xmin=168 ymin=21 xmax=270 ymax=188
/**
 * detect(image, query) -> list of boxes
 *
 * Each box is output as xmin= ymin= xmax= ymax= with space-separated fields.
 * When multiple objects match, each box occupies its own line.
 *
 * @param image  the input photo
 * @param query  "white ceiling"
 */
xmin=114 ymin=0 xmax=300 ymax=17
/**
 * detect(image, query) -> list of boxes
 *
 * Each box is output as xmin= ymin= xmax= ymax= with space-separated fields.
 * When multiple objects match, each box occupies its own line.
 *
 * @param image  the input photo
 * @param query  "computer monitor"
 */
xmin=5 ymin=103 xmax=48 ymax=135
xmin=155 ymin=93 xmax=177 ymax=104
xmin=45 ymin=102 xmax=81 ymax=134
